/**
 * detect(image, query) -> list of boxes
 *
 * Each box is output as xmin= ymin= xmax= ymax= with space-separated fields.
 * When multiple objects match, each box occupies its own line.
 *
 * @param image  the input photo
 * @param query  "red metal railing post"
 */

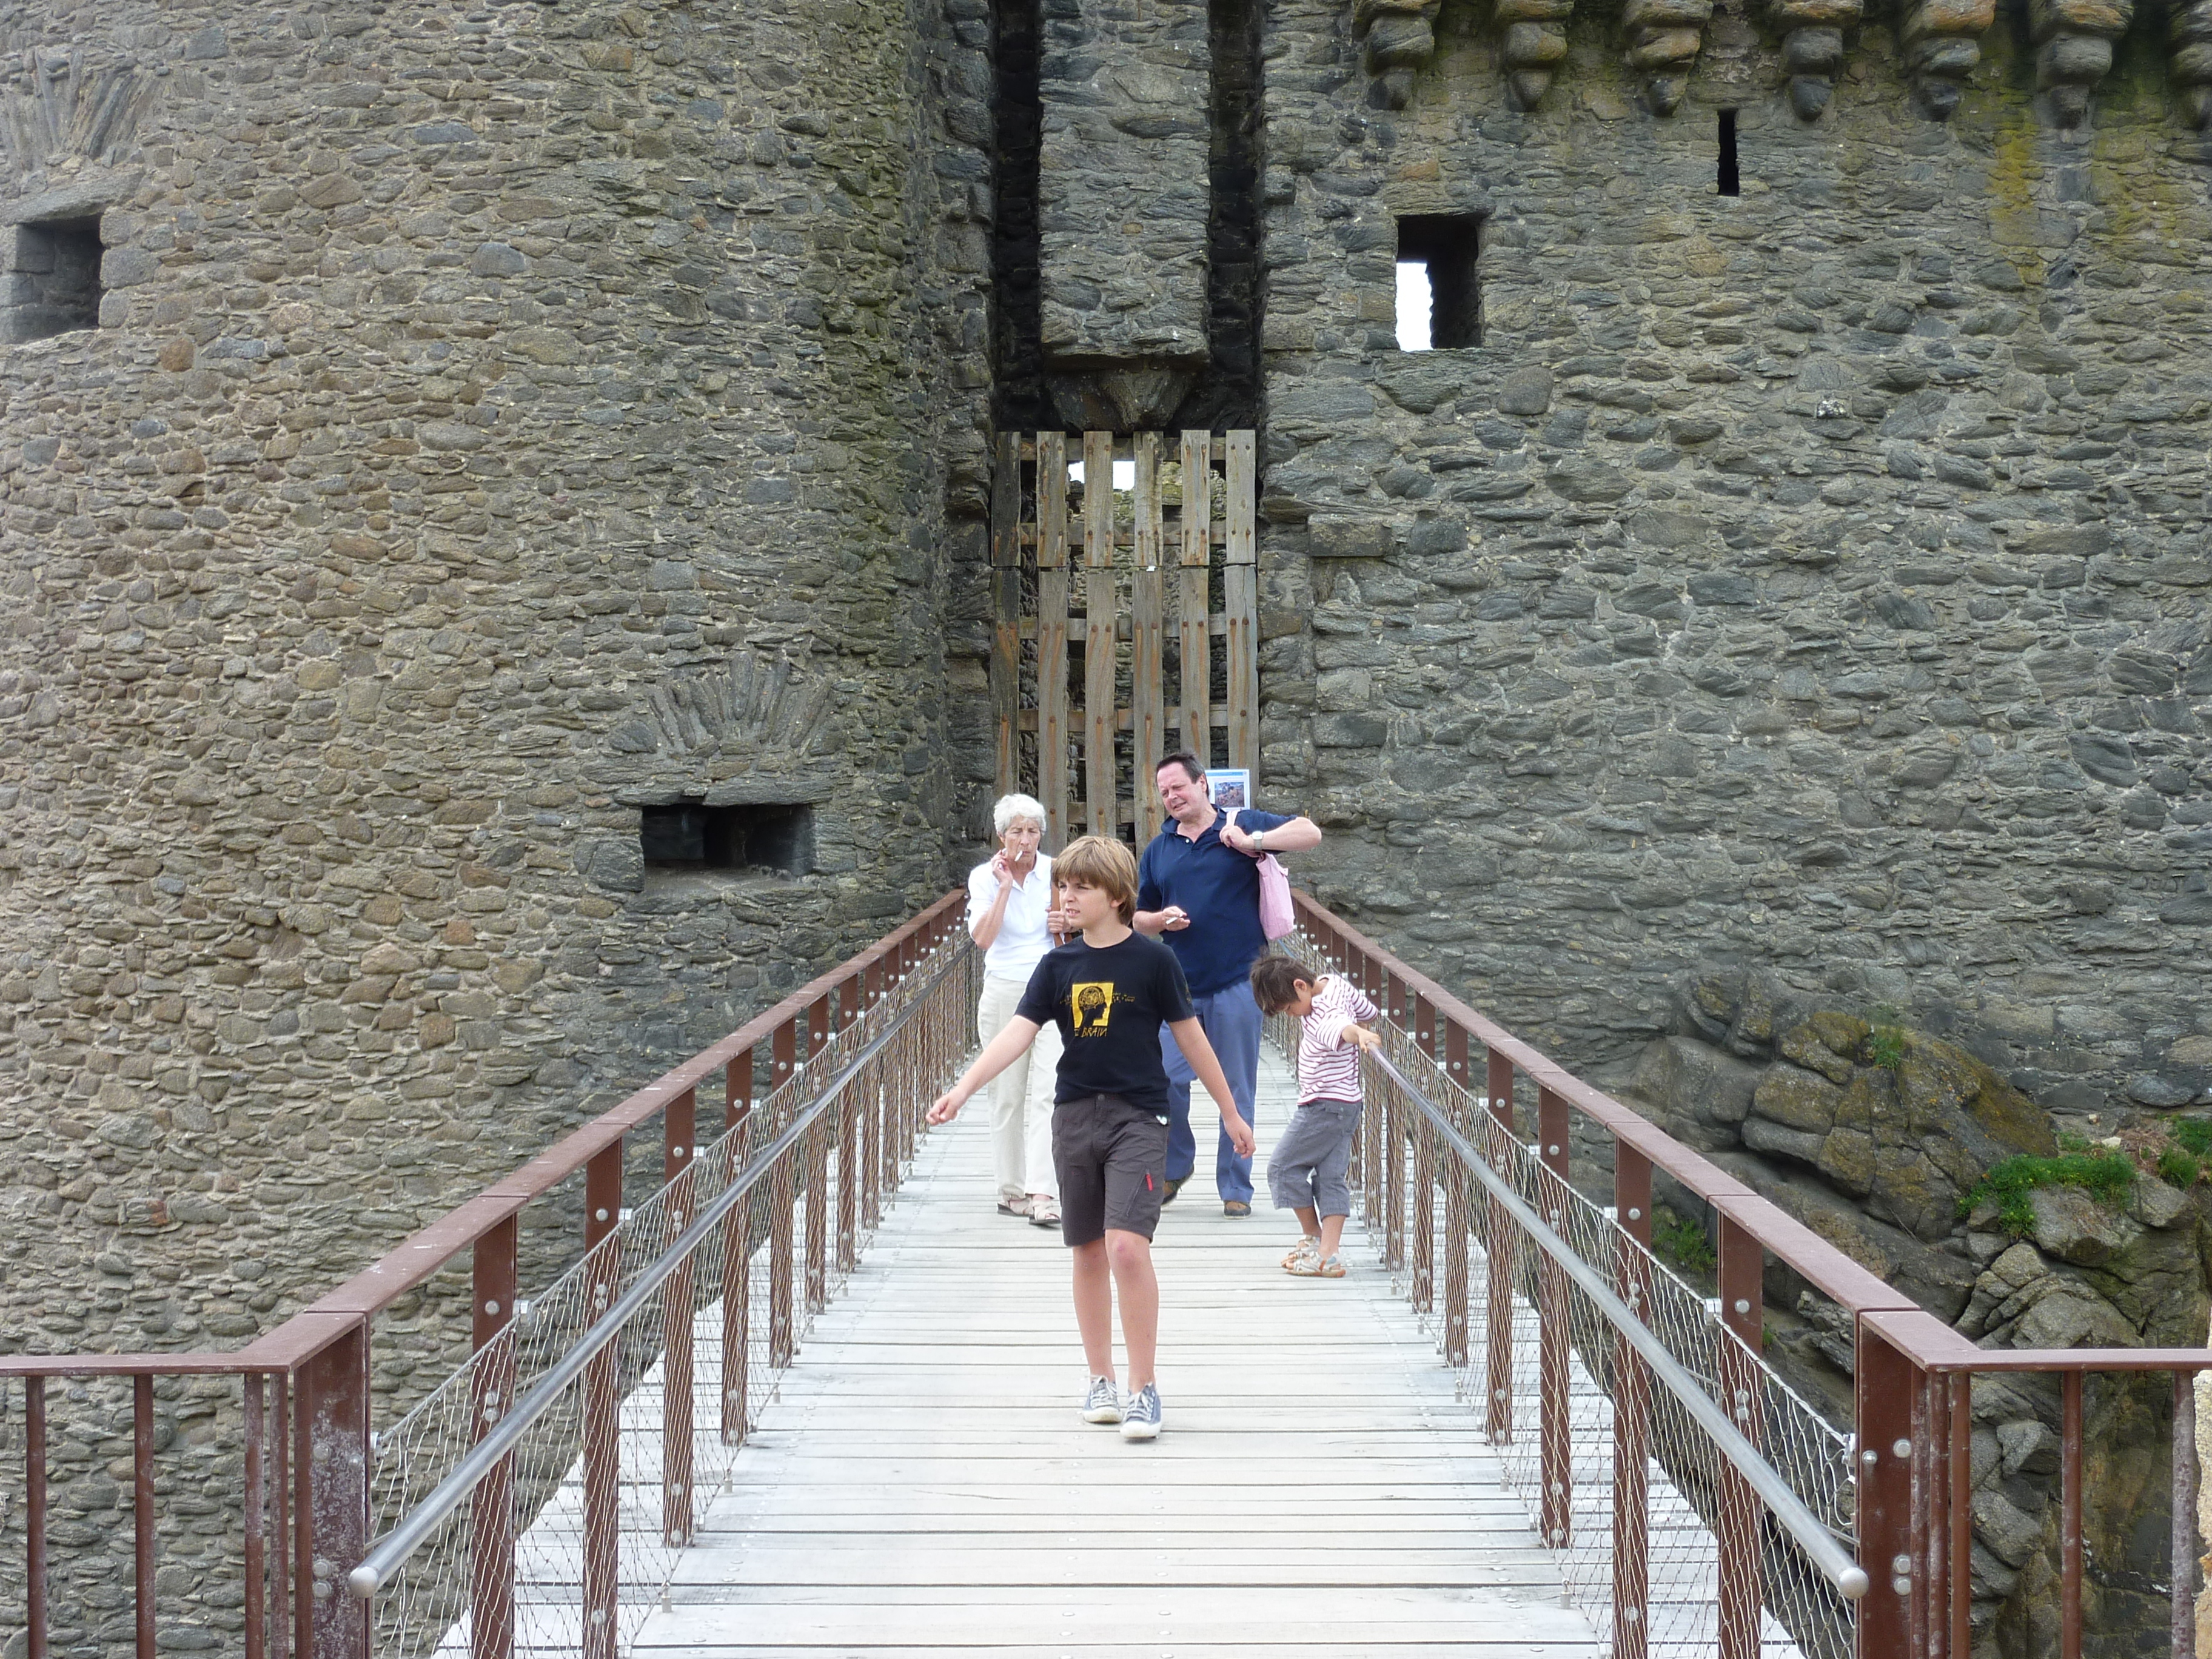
xmin=2062 ymin=1369 xmax=2084 ymax=1659
xmin=1382 ymin=976 xmax=1406 ymax=1269
xmin=1537 ymin=1085 xmax=1570 ymax=1549
xmin=136 ymin=1372 xmax=155 ymax=1659
xmin=723 ymin=1049 xmax=754 ymax=1445
xmin=1854 ymin=1322 xmax=1918 ymax=1659
xmin=470 ymin=1216 xmax=518 ymax=1659
xmin=273 ymin=1373 xmax=291 ymax=1659
xmin=773 ymin=1011 xmax=797 ymax=1096
xmin=1484 ymin=1047 xmax=1516 ymax=1446
xmin=1441 ymin=1021 xmax=1471 ymax=1368
xmin=2176 ymin=1369 xmax=2199 ymax=1659
xmin=244 ymin=1375 xmax=266 ymax=1659
xmin=806 ymin=997 xmax=832 ymax=1310
xmin=1614 ymin=1142 xmax=1654 ymax=1659
xmin=298 ymin=1324 xmax=370 ymax=1659
xmin=770 ymin=1143 xmax=797 ymax=1367
xmin=663 ymin=1170 xmax=697 ymax=1548
xmin=1715 ymin=1212 xmax=1765 ymax=1659
xmin=25 ymin=1376 xmax=47 ymax=1659
xmin=1409 ymin=993 xmax=1435 ymax=1313
xmin=1950 ymin=1372 xmax=1972 ymax=1659
xmin=581 ymin=1142 xmax=623 ymax=1659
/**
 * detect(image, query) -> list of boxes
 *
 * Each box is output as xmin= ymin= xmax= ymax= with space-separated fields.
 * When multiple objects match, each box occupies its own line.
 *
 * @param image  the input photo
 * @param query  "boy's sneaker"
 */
xmin=1120 ymin=1382 xmax=1162 ymax=1441
xmin=1282 ymin=1236 xmax=1320 ymax=1272
xmin=1081 ymin=1376 xmax=1124 ymax=1424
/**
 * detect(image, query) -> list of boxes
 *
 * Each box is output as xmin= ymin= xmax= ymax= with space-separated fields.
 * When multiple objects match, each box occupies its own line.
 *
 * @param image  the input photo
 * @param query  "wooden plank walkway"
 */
xmin=630 ymin=1041 xmax=1599 ymax=1658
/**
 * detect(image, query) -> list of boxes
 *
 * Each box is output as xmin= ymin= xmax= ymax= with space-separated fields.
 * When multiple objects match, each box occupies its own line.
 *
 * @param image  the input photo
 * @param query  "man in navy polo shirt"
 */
xmin=1134 ymin=752 xmax=1324 ymax=1215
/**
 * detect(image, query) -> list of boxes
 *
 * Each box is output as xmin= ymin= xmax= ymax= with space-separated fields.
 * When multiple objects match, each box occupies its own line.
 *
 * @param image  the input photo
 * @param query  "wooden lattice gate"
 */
xmin=990 ymin=429 xmax=1258 ymax=848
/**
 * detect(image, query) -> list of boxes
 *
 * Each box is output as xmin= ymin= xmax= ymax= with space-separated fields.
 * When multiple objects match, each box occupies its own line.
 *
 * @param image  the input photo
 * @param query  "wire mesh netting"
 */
xmin=1274 ymin=925 xmax=1857 ymax=1659
xmin=361 ymin=933 xmax=977 ymax=1657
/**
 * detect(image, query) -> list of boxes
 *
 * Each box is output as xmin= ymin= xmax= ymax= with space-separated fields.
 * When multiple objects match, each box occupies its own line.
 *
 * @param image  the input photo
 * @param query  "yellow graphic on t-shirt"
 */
xmin=1070 ymin=982 xmax=1116 ymax=1034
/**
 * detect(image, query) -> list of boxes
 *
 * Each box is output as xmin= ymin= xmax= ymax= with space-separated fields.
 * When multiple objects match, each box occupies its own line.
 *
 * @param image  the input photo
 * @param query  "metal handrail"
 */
xmin=346 ymin=939 xmax=965 ymax=1600
xmin=1367 ymin=1046 xmax=1873 ymax=1602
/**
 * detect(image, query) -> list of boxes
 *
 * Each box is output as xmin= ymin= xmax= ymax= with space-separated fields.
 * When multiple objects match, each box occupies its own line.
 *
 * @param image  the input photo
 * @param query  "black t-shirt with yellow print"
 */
xmin=1014 ymin=931 xmax=1197 ymax=1118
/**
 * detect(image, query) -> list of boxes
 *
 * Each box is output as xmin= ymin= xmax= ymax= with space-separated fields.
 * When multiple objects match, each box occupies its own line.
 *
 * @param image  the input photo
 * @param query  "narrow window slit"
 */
xmin=642 ymin=802 xmax=814 ymax=877
xmin=1393 ymin=214 xmax=1482 ymax=350
xmin=1718 ymin=110 xmax=1740 ymax=197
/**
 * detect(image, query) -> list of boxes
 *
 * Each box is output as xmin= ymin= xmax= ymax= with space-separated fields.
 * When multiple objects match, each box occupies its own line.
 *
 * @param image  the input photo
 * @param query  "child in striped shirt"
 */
xmin=1250 ymin=956 xmax=1380 ymax=1278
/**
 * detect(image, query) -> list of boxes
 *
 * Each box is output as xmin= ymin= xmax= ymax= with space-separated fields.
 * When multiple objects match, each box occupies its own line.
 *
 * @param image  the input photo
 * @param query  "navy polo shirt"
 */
xmin=1136 ymin=808 xmax=1294 ymax=997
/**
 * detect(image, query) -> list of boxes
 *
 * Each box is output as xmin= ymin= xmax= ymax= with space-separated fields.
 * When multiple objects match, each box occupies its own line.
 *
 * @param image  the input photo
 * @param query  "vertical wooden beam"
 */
xmin=990 ymin=431 xmax=1022 ymax=800
xmin=1177 ymin=429 xmax=1212 ymax=766
xmin=1082 ymin=429 xmax=1117 ymax=838
xmin=1131 ymin=432 xmax=1165 ymax=842
xmin=1222 ymin=428 xmax=1258 ymax=781
xmin=1036 ymin=431 xmax=1071 ymax=847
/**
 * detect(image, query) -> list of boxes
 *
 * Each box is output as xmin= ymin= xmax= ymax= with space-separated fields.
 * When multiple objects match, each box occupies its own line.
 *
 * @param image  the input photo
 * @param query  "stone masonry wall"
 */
xmin=0 ymin=0 xmax=993 ymax=1643
xmin=1256 ymin=1 xmax=2212 ymax=1127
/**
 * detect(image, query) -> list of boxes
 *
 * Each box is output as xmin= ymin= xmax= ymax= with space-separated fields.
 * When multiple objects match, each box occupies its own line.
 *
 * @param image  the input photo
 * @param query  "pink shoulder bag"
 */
xmin=1225 ymin=807 xmax=1296 ymax=941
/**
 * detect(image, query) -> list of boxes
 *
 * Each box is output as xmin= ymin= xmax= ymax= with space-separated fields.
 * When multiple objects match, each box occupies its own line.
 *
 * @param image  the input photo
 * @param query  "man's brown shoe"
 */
xmin=1223 ymin=1200 xmax=1252 ymax=1218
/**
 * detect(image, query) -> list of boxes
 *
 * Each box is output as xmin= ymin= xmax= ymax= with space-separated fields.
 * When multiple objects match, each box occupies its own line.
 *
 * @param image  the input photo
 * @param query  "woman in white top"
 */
xmin=967 ymin=793 xmax=1067 ymax=1227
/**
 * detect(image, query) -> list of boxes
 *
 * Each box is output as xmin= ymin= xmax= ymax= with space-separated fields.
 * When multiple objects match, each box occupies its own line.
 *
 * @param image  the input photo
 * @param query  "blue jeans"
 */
xmin=1158 ymin=980 xmax=1263 ymax=1204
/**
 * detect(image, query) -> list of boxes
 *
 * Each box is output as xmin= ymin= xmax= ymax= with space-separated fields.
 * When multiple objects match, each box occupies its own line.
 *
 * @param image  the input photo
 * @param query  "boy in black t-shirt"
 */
xmin=929 ymin=835 xmax=1253 ymax=1441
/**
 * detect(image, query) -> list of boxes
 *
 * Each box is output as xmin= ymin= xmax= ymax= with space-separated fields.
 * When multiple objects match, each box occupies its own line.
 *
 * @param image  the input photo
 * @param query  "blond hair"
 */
xmin=1054 ymin=834 xmax=1138 ymax=923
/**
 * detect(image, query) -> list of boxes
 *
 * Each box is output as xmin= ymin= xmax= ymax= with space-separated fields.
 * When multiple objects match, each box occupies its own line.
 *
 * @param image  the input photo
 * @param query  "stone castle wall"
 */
xmin=1255 ymin=1 xmax=2212 ymax=1125
xmin=0 ymin=0 xmax=994 ymax=1632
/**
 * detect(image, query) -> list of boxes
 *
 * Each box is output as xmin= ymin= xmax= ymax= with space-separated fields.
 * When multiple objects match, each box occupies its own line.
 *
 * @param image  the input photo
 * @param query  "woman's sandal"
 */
xmin=1027 ymin=1195 xmax=1061 ymax=1228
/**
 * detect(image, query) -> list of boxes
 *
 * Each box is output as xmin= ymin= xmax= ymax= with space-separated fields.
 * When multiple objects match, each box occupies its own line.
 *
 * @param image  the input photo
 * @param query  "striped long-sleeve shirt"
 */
xmin=1296 ymin=976 xmax=1378 ymax=1105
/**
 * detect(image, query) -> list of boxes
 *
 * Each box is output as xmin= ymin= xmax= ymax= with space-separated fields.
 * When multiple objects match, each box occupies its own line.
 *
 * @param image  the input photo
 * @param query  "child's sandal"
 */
xmin=1316 ymin=1255 xmax=1346 ymax=1278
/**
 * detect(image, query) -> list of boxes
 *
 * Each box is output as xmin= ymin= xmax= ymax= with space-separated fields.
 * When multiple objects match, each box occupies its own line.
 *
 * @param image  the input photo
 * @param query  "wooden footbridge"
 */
xmin=5 ymin=894 xmax=2205 ymax=1659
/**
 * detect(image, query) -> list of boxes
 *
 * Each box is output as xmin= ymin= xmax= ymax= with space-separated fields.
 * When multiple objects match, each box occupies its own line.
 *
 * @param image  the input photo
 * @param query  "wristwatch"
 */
xmin=1250 ymin=829 xmax=1265 ymax=852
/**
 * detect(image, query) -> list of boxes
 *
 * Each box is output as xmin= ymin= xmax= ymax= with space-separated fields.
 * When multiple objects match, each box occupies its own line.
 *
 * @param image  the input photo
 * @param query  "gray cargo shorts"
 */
xmin=1267 ymin=1097 xmax=1361 ymax=1217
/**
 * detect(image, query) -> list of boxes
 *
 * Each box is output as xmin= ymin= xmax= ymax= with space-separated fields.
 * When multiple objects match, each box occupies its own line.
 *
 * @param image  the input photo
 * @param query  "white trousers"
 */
xmin=977 ymin=973 xmax=1061 ymax=1203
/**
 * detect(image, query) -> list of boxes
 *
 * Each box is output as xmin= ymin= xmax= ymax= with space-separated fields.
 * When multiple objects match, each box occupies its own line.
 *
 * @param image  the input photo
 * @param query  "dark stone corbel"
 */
xmin=1900 ymin=0 xmax=1996 ymax=116
xmin=2029 ymin=0 xmax=2134 ymax=127
xmin=1772 ymin=0 xmax=1862 ymax=117
xmin=1624 ymin=0 xmax=1714 ymax=113
xmin=2173 ymin=0 xmax=2212 ymax=126
xmin=1356 ymin=0 xmax=1444 ymax=109
xmin=1495 ymin=0 xmax=1575 ymax=107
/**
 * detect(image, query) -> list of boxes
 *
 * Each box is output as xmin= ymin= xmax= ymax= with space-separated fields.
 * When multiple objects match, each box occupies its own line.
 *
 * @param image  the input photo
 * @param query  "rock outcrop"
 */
xmin=1607 ymin=972 xmax=2212 ymax=1656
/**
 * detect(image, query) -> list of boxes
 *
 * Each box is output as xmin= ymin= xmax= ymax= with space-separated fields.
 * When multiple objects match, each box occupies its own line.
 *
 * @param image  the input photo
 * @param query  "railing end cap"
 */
xmin=1837 ymin=1565 xmax=1870 ymax=1601
xmin=348 ymin=1563 xmax=381 ymax=1600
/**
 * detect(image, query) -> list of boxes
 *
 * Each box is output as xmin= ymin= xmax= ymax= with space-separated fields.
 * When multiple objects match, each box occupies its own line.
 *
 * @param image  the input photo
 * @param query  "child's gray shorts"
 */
xmin=1267 ymin=1098 xmax=1362 ymax=1217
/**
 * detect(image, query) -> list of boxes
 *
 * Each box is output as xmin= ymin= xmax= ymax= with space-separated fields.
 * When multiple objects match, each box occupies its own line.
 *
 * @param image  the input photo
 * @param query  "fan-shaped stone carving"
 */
xmin=605 ymin=651 xmax=842 ymax=763
xmin=1357 ymin=0 xmax=1444 ymax=109
xmin=1901 ymin=0 xmax=1997 ymax=116
xmin=2029 ymin=0 xmax=2133 ymax=126
xmin=0 ymin=50 xmax=156 ymax=178
xmin=1774 ymin=0 xmax=1862 ymax=116
xmin=1624 ymin=0 xmax=1714 ymax=112
xmin=2173 ymin=0 xmax=2212 ymax=126
xmin=1496 ymin=0 xmax=1576 ymax=107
